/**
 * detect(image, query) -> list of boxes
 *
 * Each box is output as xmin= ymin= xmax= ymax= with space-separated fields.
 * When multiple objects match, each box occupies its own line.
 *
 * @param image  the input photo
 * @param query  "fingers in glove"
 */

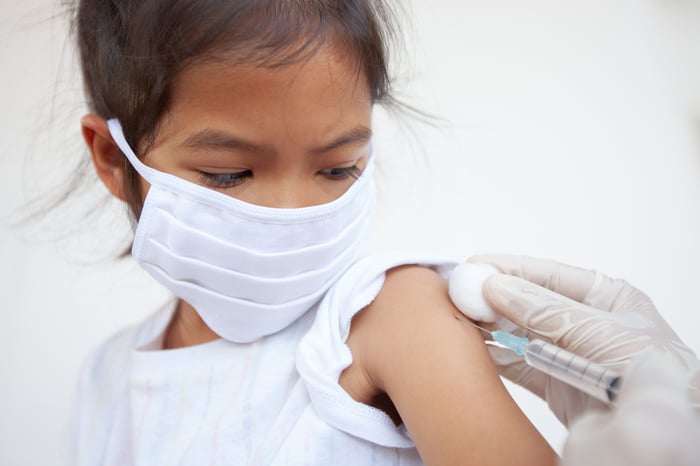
xmin=583 ymin=272 xmax=654 ymax=314
xmin=481 ymin=273 xmax=605 ymax=344
xmin=469 ymin=254 xmax=597 ymax=303
xmin=487 ymin=344 xmax=547 ymax=400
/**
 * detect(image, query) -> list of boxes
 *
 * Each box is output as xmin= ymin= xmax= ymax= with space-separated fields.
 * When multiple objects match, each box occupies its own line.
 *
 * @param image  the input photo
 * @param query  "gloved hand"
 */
xmin=468 ymin=254 xmax=700 ymax=427
xmin=561 ymin=350 xmax=700 ymax=466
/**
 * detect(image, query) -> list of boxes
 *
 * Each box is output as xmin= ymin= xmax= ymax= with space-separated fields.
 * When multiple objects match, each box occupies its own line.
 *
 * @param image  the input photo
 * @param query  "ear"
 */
xmin=81 ymin=114 xmax=128 ymax=201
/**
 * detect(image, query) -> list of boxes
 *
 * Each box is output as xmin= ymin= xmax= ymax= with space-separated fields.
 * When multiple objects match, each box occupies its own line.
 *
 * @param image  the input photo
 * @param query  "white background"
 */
xmin=2 ymin=0 xmax=700 ymax=464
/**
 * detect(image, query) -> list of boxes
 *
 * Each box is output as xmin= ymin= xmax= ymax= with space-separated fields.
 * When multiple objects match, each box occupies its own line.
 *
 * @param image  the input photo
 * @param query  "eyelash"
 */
xmin=198 ymin=166 xmax=362 ymax=189
xmin=198 ymin=170 xmax=252 ymax=189
xmin=320 ymin=165 xmax=362 ymax=180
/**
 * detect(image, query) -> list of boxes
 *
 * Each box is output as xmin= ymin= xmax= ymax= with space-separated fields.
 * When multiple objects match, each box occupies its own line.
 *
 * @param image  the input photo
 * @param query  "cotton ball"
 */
xmin=448 ymin=262 xmax=499 ymax=322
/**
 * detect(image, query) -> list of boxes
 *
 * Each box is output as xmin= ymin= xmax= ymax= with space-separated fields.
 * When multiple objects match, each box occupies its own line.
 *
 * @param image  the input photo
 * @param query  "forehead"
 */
xmin=160 ymin=45 xmax=372 ymax=148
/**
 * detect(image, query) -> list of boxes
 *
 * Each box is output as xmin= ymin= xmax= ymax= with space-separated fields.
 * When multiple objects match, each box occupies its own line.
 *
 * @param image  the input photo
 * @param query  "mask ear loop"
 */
xmin=107 ymin=119 xmax=157 ymax=184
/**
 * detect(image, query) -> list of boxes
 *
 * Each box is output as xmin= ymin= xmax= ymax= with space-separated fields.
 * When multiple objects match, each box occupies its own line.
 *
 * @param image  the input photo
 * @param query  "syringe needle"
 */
xmin=454 ymin=316 xmax=493 ymax=335
xmin=455 ymin=316 xmax=529 ymax=355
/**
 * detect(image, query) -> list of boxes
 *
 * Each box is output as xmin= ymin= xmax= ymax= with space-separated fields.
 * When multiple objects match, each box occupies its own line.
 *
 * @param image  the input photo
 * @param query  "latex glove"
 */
xmin=468 ymin=254 xmax=700 ymax=427
xmin=561 ymin=350 xmax=700 ymax=466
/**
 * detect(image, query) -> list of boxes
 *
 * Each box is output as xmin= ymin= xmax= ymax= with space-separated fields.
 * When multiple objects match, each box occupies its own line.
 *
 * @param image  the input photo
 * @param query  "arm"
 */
xmin=341 ymin=265 xmax=557 ymax=466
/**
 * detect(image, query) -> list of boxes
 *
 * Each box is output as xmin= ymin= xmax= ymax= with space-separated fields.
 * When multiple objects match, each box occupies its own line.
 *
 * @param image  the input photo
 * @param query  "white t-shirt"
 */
xmin=71 ymin=252 xmax=458 ymax=465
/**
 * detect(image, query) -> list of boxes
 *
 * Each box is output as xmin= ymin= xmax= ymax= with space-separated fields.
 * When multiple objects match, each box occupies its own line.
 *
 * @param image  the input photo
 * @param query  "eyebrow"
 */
xmin=182 ymin=129 xmax=270 ymax=153
xmin=310 ymin=126 xmax=372 ymax=154
xmin=181 ymin=125 xmax=372 ymax=155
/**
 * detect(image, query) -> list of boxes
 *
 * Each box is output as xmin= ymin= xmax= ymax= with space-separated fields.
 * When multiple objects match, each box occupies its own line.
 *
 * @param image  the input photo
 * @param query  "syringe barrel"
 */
xmin=523 ymin=339 xmax=621 ymax=404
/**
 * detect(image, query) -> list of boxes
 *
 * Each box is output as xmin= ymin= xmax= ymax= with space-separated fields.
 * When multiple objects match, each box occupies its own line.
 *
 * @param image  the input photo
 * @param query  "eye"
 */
xmin=197 ymin=170 xmax=252 ymax=189
xmin=320 ymin=165 xmax=362 ymax=181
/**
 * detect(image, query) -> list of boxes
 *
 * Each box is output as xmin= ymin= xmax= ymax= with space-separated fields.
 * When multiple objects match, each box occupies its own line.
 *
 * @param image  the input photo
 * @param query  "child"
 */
xmin=72 ymin=0 xmax=557 ymax=464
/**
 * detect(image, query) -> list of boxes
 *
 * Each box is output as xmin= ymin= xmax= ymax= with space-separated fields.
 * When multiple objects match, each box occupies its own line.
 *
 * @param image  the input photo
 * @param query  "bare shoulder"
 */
xmin=366 ymin=264 xmax=462 ymax=325
xmin=339 ymin=265 xmax=464 ymax=420
xmin=343 ymin=264 xmax=487 ymax=394
xmin=343 ymin=264 xmax=469 ymax=360
xmin=340 ymin=264 xmax=556 ymax=466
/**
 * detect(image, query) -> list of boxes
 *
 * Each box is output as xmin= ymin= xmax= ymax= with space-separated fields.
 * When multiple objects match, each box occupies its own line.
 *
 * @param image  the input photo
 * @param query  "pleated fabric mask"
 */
xmin=107 ymin=119 xmax=375 ymax=342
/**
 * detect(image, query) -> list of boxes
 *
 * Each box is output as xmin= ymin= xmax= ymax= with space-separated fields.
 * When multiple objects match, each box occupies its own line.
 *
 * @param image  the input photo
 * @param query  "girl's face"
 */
xmin=138 ymin=45 xmax=373 ymax=208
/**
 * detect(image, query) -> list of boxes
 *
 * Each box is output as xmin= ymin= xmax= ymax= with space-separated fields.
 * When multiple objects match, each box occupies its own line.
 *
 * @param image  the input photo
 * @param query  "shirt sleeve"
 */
xmin=296 ymin=251 xmax=458 ymax=448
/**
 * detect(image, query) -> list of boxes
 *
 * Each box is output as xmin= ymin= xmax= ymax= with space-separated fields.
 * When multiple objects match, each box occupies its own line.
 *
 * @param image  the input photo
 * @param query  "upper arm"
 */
xmin=344 ymin=265 xmax=556 ymax=466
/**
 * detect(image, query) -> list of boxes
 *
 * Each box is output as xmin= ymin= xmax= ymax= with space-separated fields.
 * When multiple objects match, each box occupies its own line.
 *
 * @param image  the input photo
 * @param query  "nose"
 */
xmin=253 ymin=177 xmax=318 ymax=208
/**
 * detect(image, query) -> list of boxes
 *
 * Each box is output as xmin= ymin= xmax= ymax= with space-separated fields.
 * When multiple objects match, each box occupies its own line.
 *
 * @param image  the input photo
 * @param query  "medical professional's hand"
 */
xmin=561 ymin=351 xmax=700 ymax=466
xmin=468 ymin=254 xmax=700 ymax=427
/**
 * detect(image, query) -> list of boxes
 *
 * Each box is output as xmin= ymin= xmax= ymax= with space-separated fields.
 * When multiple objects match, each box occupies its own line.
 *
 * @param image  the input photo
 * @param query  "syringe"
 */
xmin=457 ymin=318 xmax=622 ymax=404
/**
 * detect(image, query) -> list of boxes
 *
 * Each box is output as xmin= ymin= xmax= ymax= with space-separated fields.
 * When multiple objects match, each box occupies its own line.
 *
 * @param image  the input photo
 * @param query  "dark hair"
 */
xmin=72 ymin=0 xmax=403 ymax=218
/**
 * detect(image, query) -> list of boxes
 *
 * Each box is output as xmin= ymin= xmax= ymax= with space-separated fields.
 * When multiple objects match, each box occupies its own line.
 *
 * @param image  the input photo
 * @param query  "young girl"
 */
xmin=72 ymin=0 xmax=557 ymax=464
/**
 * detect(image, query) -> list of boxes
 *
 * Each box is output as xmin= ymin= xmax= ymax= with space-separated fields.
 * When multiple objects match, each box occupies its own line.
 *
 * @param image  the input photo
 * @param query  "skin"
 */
xmin=82 ymin=44 xmax=556 ymax=465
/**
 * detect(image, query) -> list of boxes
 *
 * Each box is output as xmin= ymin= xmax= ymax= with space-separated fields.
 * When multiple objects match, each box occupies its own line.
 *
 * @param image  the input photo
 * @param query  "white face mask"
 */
xmin=107 ymin=119 xmax=375 ymax=343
